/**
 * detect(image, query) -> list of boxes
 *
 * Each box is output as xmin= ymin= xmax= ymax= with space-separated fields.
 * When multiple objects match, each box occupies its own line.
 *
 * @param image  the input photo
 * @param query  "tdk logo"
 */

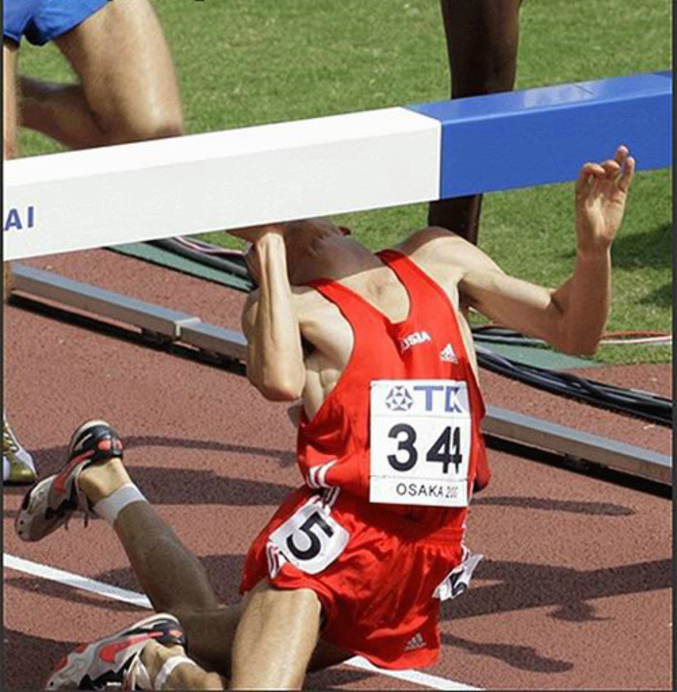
xmin=385 ymin=386 xmax=414 ymax=412
xmin=4 ymin=205 xmax=35 ymax=232
xmin=384 ymin=383 xmax=465 ymax=414
xmin=400 ymin=331 xmax=431 ymax=352
xmin=412 ymin=384 xmax=464 ymax=413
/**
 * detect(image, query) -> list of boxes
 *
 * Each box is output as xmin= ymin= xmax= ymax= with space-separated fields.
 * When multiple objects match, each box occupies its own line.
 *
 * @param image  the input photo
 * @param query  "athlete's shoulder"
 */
xmin=292 ymin=284 xmax=329 ymax=311
xmin=395 ymin=227 xmax=498 ymax=274
xmin=398 ymin=225 xmax=459 ymax=248
xmin=395 ymin=226 xmax=471 ymax=262
xmin=389 ymin=228 xmax=476 ymax=281
xmin=242 ymin=284 xmax=315 ymax=333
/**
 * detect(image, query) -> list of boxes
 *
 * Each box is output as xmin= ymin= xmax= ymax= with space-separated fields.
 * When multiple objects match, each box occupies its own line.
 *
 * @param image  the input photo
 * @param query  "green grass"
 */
xmin=16 ymin=0 xmax=672 ymax=365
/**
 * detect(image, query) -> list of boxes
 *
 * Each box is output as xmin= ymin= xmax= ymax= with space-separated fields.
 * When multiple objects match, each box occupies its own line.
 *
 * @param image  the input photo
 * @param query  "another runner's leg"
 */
xmin=20 ymin=0 xmax=183 ymax=148
xmin=4 ymin=39 xmax=18 ymax=302
xmin=428 ymin=0 xmax=521 ymax=242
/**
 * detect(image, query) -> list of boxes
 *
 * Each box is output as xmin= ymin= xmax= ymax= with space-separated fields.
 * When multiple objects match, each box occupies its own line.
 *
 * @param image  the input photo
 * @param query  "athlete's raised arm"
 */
xmin=408 ymin=147 xmax=635 ymax=355
xmin=232 ymin=225 xmax=306 ymax=401
xmin=467 ymin=146 xmax=634 ymax=354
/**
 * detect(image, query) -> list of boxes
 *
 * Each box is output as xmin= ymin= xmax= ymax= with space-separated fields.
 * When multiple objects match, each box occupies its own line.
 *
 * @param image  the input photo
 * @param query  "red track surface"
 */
xmin=3 ymin=250 xmax=672 ymax=690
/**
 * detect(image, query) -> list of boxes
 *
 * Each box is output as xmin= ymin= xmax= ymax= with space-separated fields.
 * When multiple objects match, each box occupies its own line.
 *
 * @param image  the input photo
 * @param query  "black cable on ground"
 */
xmin=150 ymin=238 xmax=255 ymax=290
xmin=472 ymin=324 xmax=671 ymax=347
xmin=477 ymin=347 xmax=672 ymax=427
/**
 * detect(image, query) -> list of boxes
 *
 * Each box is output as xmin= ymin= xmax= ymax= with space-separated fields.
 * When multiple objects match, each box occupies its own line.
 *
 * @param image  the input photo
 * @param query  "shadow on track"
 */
xmin=442 ymin=558 xmax=671 ymax=624
xmin=473 ymin=495 xmax=635 ymax=516
xmin=4 ymin=466 xmax=294 ymax=507
xmin=24 ymin=435 xmax=296 ymax=478
xmin=442 ymin=632 xmax=574 ymax=673
xmin=3 ymin=629 xmax=77 ymax=691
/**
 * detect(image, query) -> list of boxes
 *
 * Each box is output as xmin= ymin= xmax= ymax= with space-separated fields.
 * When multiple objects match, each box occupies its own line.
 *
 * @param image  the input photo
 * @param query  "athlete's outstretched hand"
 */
xmin=575 ymin=145 xmax=635 ymax=256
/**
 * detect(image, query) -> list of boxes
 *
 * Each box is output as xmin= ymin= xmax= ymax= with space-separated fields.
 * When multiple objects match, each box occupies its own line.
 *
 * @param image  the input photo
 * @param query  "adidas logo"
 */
xmin=405 ymin=632 xmax=426 ymax=651
xmin=440 ymin=343 xmax=458 ymax=363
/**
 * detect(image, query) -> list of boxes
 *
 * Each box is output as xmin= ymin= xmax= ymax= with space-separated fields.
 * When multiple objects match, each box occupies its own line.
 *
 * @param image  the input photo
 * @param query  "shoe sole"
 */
xmin=46 ymin=613 xmax=183 ymax=690
xmin=16 ymin=475 xmax=58 ymax=541
xmin=16 ymin=420 xmax=116 ymax=542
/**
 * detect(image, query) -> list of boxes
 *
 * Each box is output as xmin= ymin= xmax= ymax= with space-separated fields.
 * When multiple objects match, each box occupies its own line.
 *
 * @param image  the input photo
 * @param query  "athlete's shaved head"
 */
xmin=245 ymin=218 xmax=356 ymax=286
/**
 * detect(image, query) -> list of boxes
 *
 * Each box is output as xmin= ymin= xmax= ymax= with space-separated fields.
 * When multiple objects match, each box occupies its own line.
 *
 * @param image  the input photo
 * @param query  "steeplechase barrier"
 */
xmin=4 ymin=71 xmax=673 ymax=484
xmin=4 ymin=71 xmax=671 ymax=261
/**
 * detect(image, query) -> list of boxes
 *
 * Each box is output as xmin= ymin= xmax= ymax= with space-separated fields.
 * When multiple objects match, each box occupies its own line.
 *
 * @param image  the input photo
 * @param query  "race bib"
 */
xmin=268 ymin=498 xmax=349 ymax=575
xmin=370 ymin=379 xmax=472 ymax=507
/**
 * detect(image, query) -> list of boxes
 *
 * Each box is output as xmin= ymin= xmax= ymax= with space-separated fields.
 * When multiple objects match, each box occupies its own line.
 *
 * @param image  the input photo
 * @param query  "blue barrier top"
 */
xmin=408 ymin=71 xmax=672 ymax=198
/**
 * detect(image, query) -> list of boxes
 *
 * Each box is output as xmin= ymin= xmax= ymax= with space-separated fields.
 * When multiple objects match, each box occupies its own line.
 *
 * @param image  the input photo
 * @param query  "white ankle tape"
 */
xmin=154 ymin=655 xmax=197 ymax=690
xmin=93 ymin=484 xmax=146 ymax=525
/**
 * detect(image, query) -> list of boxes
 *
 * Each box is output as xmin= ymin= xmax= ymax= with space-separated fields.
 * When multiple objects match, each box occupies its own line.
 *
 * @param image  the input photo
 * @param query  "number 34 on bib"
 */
xmin=370 ymin=379 xmax=472 ymax=508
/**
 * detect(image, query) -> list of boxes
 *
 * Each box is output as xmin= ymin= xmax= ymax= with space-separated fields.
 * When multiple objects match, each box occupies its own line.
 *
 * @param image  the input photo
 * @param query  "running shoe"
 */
xmin=16 ymin=420 xmax=123 ymax=542
xmin=3 ymin=412 xmax=37 ymax=484
xmin=45 ymin=613 xmax=186 ymax=690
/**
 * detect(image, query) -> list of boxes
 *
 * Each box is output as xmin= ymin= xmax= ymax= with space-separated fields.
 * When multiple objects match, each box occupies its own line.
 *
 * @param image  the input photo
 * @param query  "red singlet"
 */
xmin=241 ymin=250 xmax=489 ymax=669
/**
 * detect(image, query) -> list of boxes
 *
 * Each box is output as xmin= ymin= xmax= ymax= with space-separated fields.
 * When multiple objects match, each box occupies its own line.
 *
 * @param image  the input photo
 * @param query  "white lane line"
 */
xmin=4 ymin=553 xmax=481 ymax=691
xmin=347 ymin=656 xmax=481 ymax=691
xmin=4 ymin=554 xmax=151 ymax=608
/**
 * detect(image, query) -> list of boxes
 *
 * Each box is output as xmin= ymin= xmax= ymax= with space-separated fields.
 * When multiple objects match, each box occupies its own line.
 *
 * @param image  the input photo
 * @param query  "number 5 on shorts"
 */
xmin=268 ymin=502 xmax=350 ymax=575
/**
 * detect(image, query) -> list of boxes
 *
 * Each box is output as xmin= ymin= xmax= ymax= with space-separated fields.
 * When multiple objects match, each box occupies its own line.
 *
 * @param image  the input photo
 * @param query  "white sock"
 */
xmin=154 ymin=655 xmax=198 ymax=690
xmin=93 ymin=483 xmax=147 ymax=525
xmin=126 ymin=654 xmax=153 ymax=691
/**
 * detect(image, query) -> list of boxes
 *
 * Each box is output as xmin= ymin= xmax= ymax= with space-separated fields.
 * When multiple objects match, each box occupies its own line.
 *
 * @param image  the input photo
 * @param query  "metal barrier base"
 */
xmin=11 ymin=263 xmax=671 ymax=486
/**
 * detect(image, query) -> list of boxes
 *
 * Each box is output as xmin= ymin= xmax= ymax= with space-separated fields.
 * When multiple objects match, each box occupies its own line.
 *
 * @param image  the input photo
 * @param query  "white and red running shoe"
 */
xmin=16 ymin=420 xmax=123 ymax=542
xmin=45 ymin=613 xmax=186 ymax=690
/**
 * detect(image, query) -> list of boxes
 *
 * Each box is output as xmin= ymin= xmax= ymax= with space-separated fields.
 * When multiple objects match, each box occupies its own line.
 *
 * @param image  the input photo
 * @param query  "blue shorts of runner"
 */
xmin=4 ymin=0 xmax=109 ymax=46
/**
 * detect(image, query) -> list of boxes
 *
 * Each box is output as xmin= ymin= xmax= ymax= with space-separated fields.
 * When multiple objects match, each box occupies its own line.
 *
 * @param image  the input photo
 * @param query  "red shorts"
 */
xmin=240 ymin=485 xmax=468 ymax=670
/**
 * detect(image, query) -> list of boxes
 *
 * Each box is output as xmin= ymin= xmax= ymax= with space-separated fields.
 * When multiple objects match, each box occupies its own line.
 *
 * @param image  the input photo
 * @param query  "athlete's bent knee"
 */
xmin=261 ymin=584 xmax=321 ymax=612
xmin=116 ymin=119 xmax=184 ymax=143
xmin=111 ymin=109 xmax=184 ymax=144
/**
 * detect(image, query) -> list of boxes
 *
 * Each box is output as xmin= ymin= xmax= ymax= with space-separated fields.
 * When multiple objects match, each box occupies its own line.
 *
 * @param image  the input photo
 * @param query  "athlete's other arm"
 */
xmin=235 ymin=226 xmax=306 ymax=401
xmin=416 ymin=147 xmax=635 ymax=355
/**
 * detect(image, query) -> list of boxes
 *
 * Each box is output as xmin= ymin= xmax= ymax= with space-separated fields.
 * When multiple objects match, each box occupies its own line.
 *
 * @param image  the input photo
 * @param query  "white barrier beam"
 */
xmin=3 ymin=108 xmax=440 ymax=261
xmin=3 ymin=72 xmax=671 ymax=261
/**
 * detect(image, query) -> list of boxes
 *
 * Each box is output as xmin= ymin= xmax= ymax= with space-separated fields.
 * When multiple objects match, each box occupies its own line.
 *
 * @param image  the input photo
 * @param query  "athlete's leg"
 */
xmin=77 ymin=458 xmax=245 ymax=676
xmin=19 ymin=0 xmax=183 ymax=149
xmin=139 ymin=641 xmax=226 ymax=691
xmin=428 ymin=0 xmax=522 ymax=243
xmin=3 ymin=39 xmax=19 ymax=299
xmin=136 ymin=592 xmax=330 ymax=691
xmin=78 ymin=454 xmax=350 ymax=681
xmin=4 ymin=39 xmax=39 ymax=485
xmin=230 ymin=581 xmax=323 ymax=690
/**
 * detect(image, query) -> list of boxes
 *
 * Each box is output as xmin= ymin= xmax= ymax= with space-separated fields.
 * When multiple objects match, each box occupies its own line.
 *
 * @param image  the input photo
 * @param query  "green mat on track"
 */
xmin=110 ymin=241 xmax=599 ymax=370
xmin=478 ymin=342 xmax=599 ymax=370
xmin=110 ymin=242 xmax=252 ymax=292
